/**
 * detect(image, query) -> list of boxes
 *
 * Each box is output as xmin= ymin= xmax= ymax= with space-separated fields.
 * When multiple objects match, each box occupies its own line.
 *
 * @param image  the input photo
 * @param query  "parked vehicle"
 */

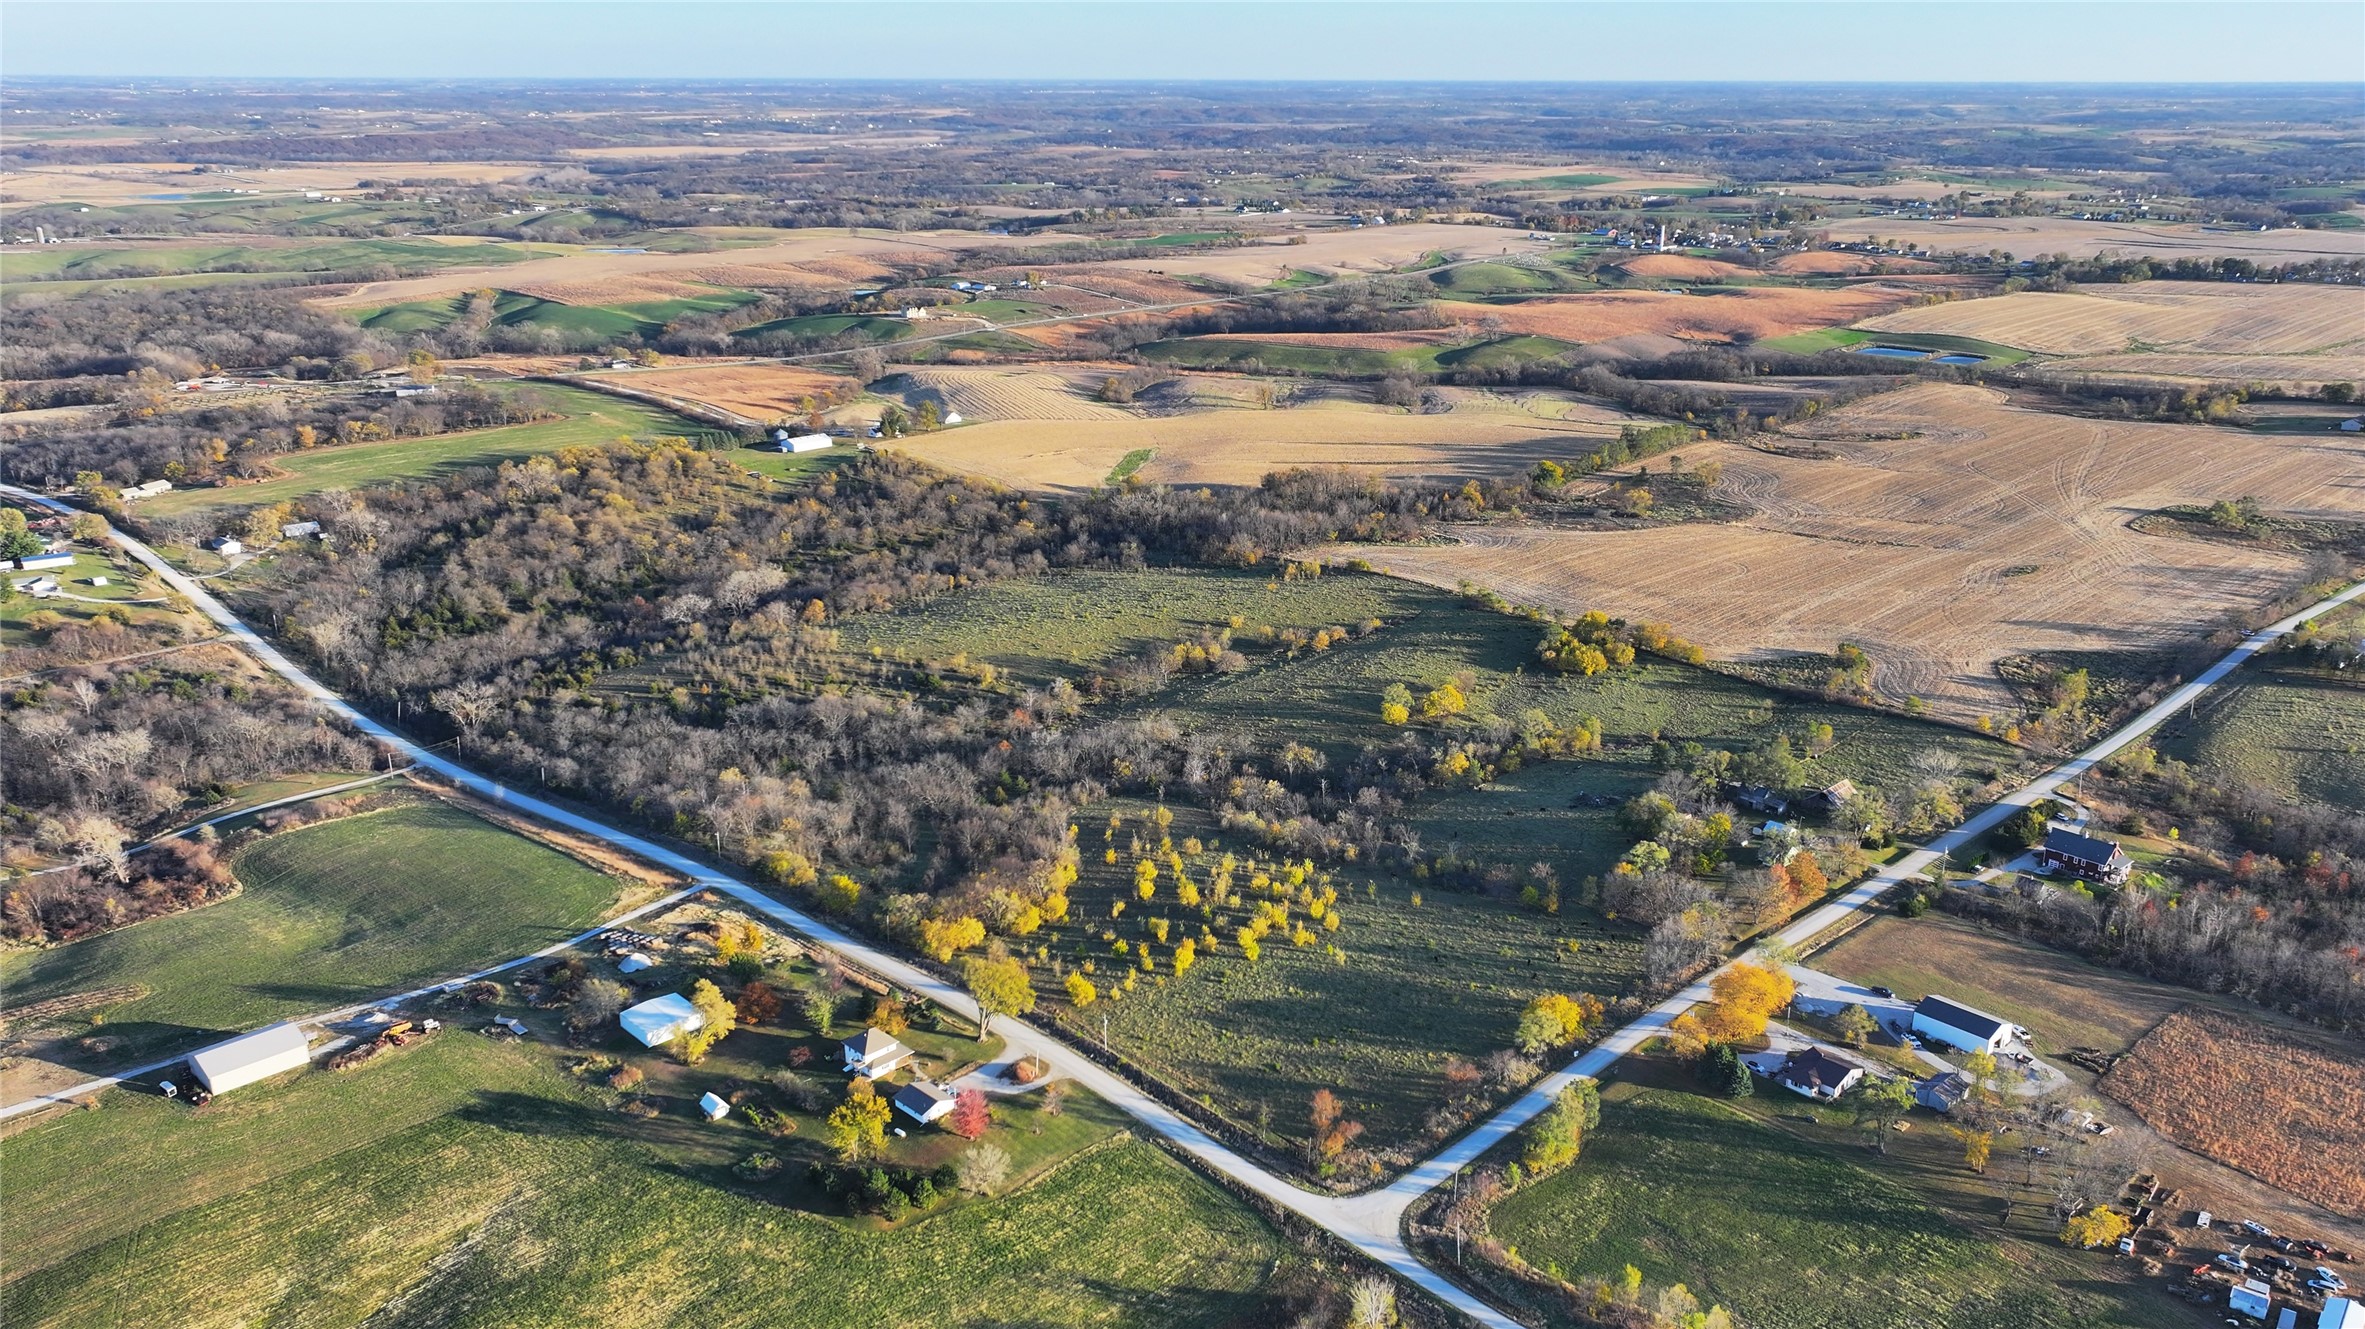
xmin=1867 ymin=986 xmax=1895 ymax=998
xmin=2196 ymin=1211 xmax=2213 ymax=1229
xmin=2310 ymin=1268 xmax=2348 ymax=1292
xmin=2243 ymin=1220 xmax=2274 ymax=1238
xmin=2215 ymin=1254 xmax=2249 ymax=1273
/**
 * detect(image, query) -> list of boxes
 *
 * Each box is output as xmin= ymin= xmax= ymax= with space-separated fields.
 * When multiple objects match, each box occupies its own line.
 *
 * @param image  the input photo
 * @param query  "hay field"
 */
xmin=1469 ymin=286 xmax=1925 ymax=344
xmin=1615 ymin=254 xmax=1761 ymax=281
xmin=312 ymin=230 xmax=1027 ymax=309
xmin=2103 ymin=1009 xmax=2365 ymax=1220
xmin=1820 ymin=216 xmax=2365 ymax=263
xmin=892 ymin=405 xmax=1627 ymax=492
xmin=1860 ymin=282 xmax=2364 ymax=356
xmin=1334 ymin=382 xmax=2363 ymax=723
xmin=2049 ymin=351 xmax=2365 ymax=389
xmin=578 ymin=363 xmax=858 ymax=421
xmin=1098 ymin=224 xmax=1551 ymax=284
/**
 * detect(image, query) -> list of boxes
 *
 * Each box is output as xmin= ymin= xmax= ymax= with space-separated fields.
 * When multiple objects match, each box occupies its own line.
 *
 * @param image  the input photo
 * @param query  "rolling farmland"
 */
xmin=1335 ymin=382 xmax=2365 ymax=722
xmin=1465 ymin=284 xmax=1930 ymax=344
xmin=891 ymin=396 xmax=1630 ymax=491
xmin=1859 ymin=282 xmax=2365 ymax=356
xmin=1819 ymin=215 xmax=2365 ymax=263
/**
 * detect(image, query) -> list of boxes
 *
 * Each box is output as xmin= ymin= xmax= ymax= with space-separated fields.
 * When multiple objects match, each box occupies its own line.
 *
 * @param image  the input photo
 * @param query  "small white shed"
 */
xmin=698 ymin=1091 xmax=731 ymax=1122
xmin=619 ymin=992 xmax=704 ymax=1048
xmin=187 ymin=1023 xmax=311 ymax=1094
xmin=617 ymin=952 xmax=656 ymax=975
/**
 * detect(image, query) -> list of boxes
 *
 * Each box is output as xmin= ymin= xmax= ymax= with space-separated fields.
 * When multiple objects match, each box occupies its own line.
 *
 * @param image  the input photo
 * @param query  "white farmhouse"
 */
xmin=842 ymin=1027 xmax=913 ymax=1077
xmin=1911 ymin=995 xmax=2012 ymax=1055
xmin=187 ymin=1023 xmax=312 ymax=1094
xmin=619 ymin=992 xmax=705 ymax=1048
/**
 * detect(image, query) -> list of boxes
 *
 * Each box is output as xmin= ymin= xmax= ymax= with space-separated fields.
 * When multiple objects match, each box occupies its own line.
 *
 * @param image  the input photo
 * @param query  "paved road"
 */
xmin=8 ymin=769 xmax=412 ymax=882
xmin=5 ymin=480 xmax=2356 ymax=1327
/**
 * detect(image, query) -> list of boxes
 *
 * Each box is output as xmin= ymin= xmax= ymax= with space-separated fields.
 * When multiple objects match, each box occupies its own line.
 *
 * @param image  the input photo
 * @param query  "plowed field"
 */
xmin=1332 ymin=382 xmax=2364 ymax=722
xmin=1860 ymin=282 xmax=2364 ymax=356
xmin=894 ymin=365 xmax=1138 ymax=421
xmin=579 ymin=364 xmax=859 ymax=422
xmin=1820 ymin=216 xmax=2365 ymax=263
xmin=1770 ymin=251 xmax=1941 ymax=275
xmin=2048 ymin=352 xmax=2365 ymax=389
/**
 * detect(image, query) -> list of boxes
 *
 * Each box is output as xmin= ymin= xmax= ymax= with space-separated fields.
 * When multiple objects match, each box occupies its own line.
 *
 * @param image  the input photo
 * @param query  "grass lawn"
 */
xmin=1428 ymin=262 xmax=1568 ymax=294
xmin=2153 ymin=668 xmax=2365 ymax=809
xmin=1 ymin=1030 xmax=1281 ymax=1329
xmin=135 ymin=385 xmax=708 ymax=520
xmin=0 ymin=797 xmax=629 ymax=1070
xmin=728 ymin=442 xmax=860 ymax=484
xmin=1489 ymin=1083 xmax=2183 ymax=1329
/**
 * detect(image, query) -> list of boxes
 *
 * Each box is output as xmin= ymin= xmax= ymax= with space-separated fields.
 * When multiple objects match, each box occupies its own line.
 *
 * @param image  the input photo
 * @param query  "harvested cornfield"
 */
xmin=893 ymin=365 xmax=1138 ymax=422
xmin=1819 ymin=215 xmax=2365 ymax=263
xmin=1860 ymin=282 xmax=2365 ymax=356
xmin=1098 ymin=224 xmax=1553 ymax=284
xmin=2102 ymin=1009 xmax=2365 ymax=1219
xmin=1468 ymin=285 xmax=1925 ymax=344
xmin=1334 ymin=382 xmax=2364 ymax=723
xmin=2046 ymin=352 xmax=2365 ymax=390
xmin=314 ymin=230 xmax=1029 ymax=309
xmin=579 ymin=364 xmax=859 ymax=423
xmin=892 ymin=405 xmax=1626 ymax=493
xmin=1614 ymin=254 xmax=1760 ymax=281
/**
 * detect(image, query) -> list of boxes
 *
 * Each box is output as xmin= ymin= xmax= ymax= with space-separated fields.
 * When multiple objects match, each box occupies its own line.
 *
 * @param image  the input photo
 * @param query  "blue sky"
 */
xmin=7 ymin=2 xmax=2363 ymax=82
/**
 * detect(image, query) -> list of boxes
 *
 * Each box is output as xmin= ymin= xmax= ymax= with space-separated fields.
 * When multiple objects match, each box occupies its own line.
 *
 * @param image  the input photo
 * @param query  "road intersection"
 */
xmin=5 ymin=481 xmax=2356 ymax=1326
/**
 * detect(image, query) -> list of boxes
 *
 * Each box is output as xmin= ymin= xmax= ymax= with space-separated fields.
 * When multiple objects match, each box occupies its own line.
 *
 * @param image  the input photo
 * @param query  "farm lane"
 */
xmin=5 ymin=478 xmax=2357 ymax=1329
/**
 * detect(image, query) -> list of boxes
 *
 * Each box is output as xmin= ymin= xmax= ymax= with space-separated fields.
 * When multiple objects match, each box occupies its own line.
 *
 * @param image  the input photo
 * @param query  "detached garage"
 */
xmin=187 ymin=1023 xmax=312 ymax=1095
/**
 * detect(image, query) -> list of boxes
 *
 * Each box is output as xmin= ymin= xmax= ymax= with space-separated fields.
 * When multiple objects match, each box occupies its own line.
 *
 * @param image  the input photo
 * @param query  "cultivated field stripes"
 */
xmin=1860 ymin=282 xmax=2365 ymax=357
xmin=1335 ymin=382 xmax=2365 ymax=724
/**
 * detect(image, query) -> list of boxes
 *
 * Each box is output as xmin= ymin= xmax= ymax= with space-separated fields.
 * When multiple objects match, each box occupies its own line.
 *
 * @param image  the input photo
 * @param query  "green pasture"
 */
xmin=1 ymin=1031 xmax=1279 ymax=1329
xmin=0 ymin=797 xmax=627 ymax=1068
xmin=1490 ymin=1084 xmax=2174 ymax=1329
xmin=136 ymin=385 xmax=708 ymax=520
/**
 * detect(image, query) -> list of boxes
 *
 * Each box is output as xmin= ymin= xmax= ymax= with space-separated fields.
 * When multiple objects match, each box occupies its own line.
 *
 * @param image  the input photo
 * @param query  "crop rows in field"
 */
xmin=896 ymin=365 xmax=1138 ymax=421
xmin=1335 ymin=382 xmax=2363 ymax=724
xmin=1468 ymin=284 xmax=1926 ymax=344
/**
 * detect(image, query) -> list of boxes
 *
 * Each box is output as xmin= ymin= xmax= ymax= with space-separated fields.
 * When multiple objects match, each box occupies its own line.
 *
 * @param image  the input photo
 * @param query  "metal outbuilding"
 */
xmin=187 ymin=1023 xmax=312 ymax=1094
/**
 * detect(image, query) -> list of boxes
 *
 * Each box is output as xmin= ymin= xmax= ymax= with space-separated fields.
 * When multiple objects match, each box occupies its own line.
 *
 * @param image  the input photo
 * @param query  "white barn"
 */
xmin=1911 ymin=995 xmax=2012 ymax=1055
xmin=619 ymin=992 xmax=705 ymax=1048
xmin=187 ymin=1023 xmax=311 ymax=1094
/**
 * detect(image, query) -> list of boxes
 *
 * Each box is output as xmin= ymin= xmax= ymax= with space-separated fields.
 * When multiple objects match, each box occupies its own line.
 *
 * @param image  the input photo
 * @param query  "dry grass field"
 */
xmin=1469 ymin=285 xmax=1927 ymax=344
xmin=1333 ymin=382 xmax=2363 ymax=722
xmin=1196 ymin=329 xmax=1462 ymax=351
xmin=1770 ymin=251 xmax=1942 ymax=275
xmin=2103 ymin=1009 xmax=2365 ymax=1220
xmin=1097 ymin=224 xmax=1552 ymax=284
xmin=1614 ymin=254 xmax=1761 ymax=281
xmin=578 ymin=363 xmax=859 ymax=422
xmin=1860 ymin=282 xmax=2365 ymax=356
xmin=1820 ymin=216 xmax=2365 ymax=263
xmin=893 ymin=400 xmax=1628 ymax=492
